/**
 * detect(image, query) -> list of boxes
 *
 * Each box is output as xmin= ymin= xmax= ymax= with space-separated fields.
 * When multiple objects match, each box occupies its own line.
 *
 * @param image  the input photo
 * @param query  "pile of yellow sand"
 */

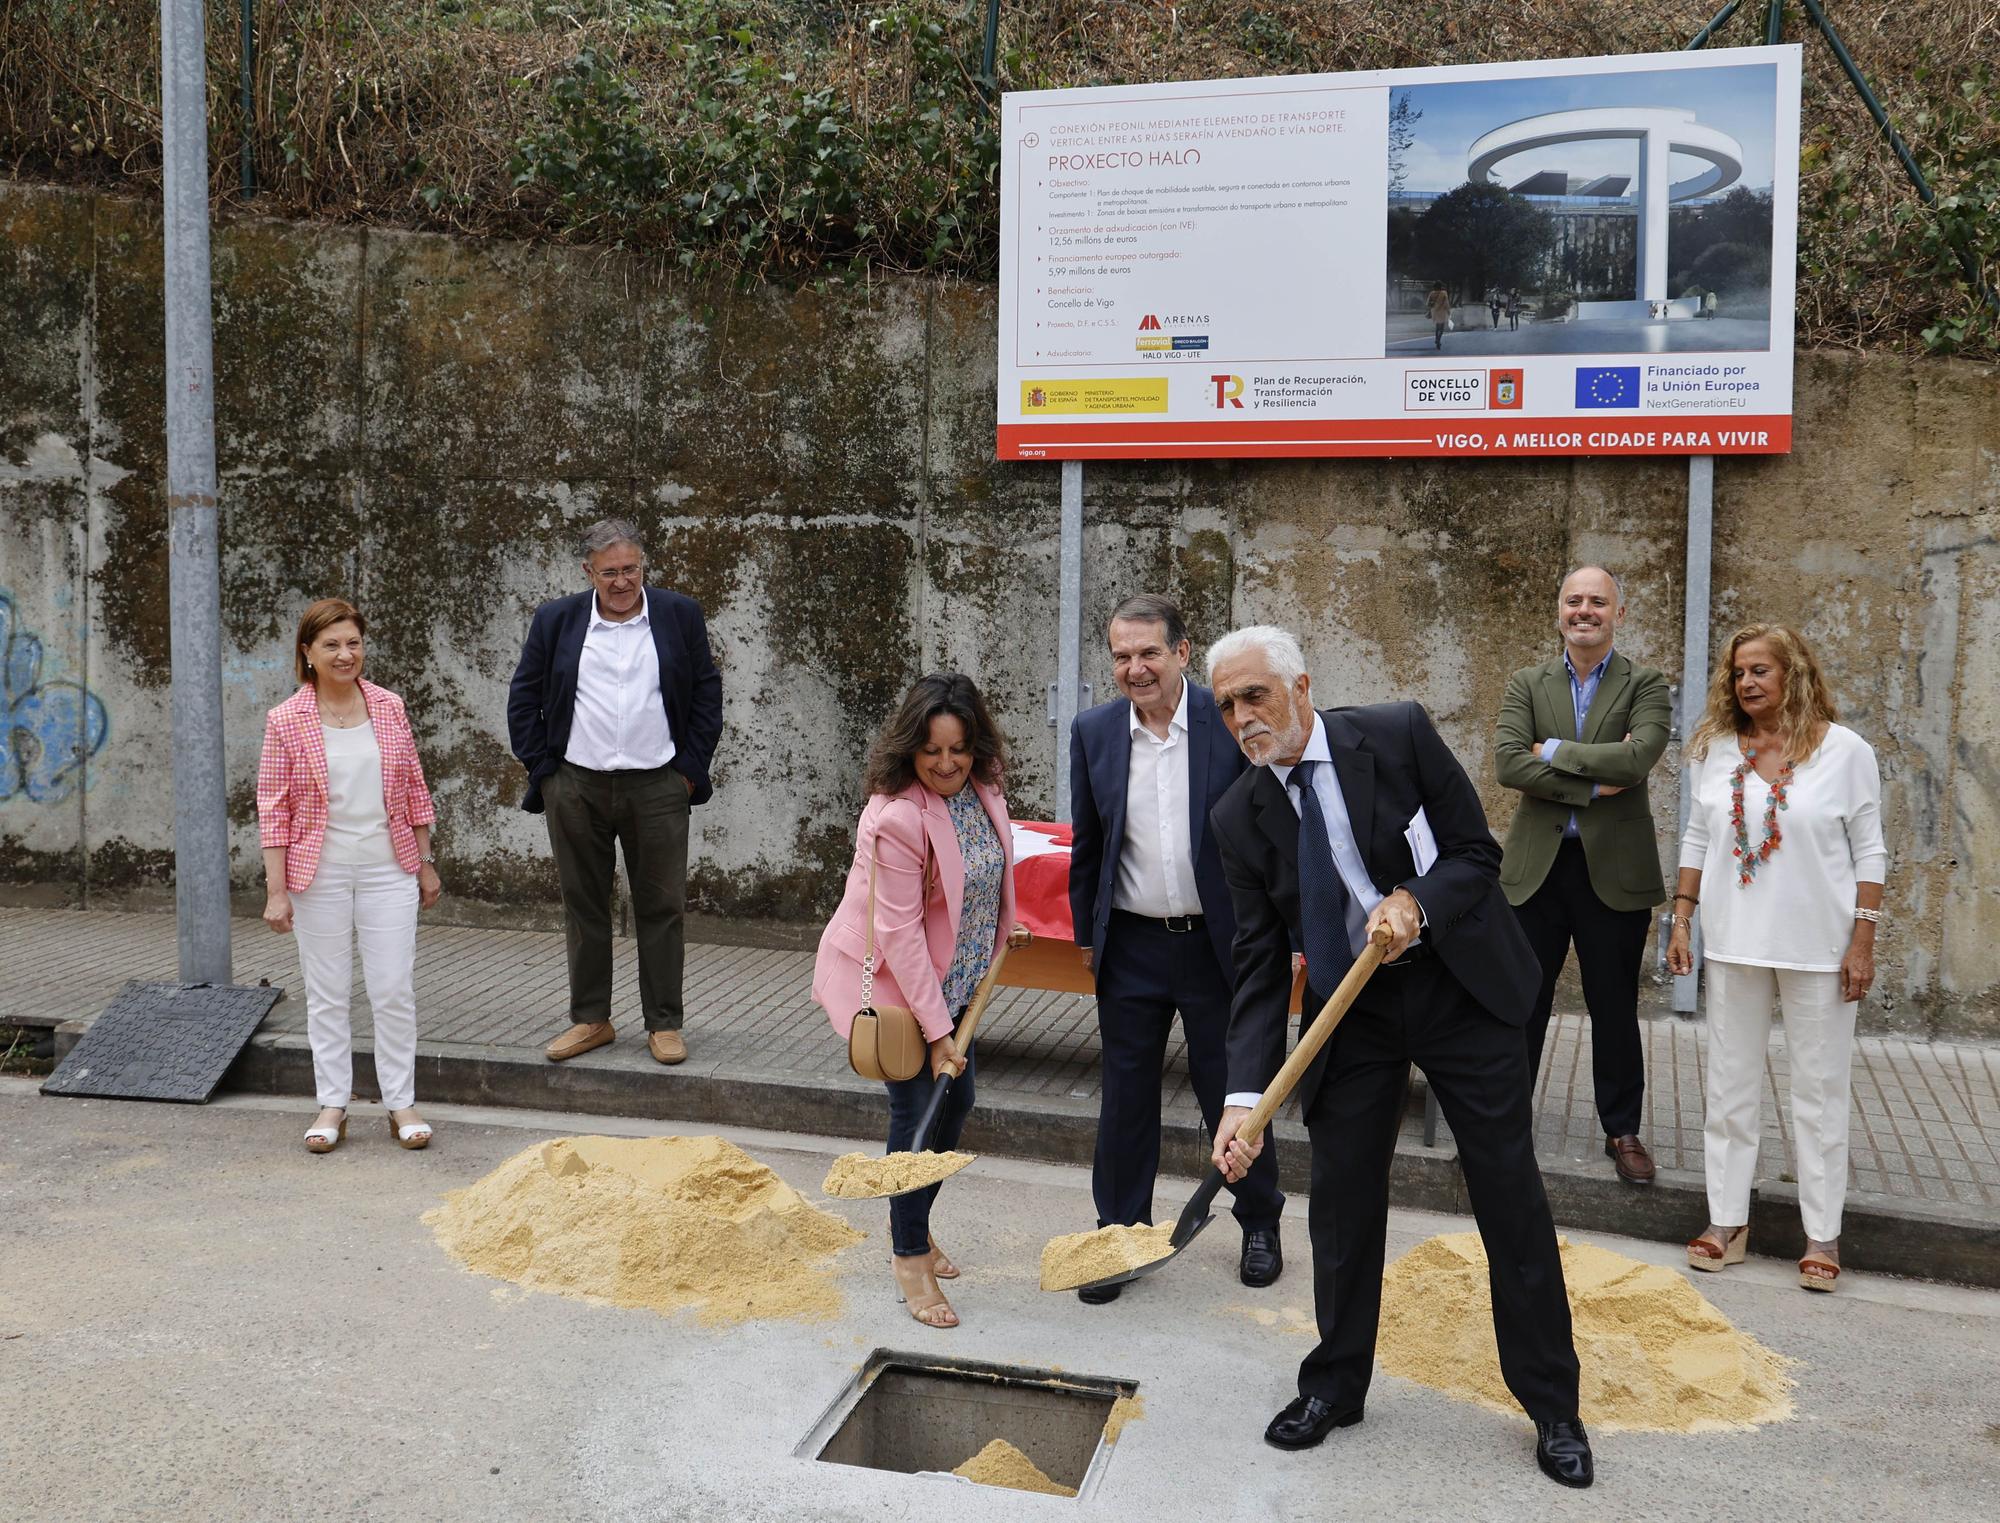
xmin=1102 ymin=1393 xmax=1145 ymax=1442
xmin=1039 ymin=1223 xmax=1175 ymax=1291
xmin=951 ymin=1439 xmax=1076 ymax=1497
xmin=1377 ymin=1233 xmax=1794 ymax=1433
xmin=820 ymin=1150 xmax=974 ymax=1199
xmin=425 ymin=1135 xmax=863 ymax=1326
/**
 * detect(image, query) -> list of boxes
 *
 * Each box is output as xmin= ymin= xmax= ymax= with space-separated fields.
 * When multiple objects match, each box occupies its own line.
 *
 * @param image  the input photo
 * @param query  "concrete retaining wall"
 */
xmin=2 ymin=181 xmax=1996 ymax=1035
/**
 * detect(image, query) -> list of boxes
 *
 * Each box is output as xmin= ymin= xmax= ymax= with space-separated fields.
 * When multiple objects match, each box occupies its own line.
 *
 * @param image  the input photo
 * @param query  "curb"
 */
xmin=181 ymin=1028 xmax=2000 ymax=1290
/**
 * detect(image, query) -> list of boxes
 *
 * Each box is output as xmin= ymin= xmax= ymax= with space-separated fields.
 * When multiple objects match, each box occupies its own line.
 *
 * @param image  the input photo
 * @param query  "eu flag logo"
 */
xmin=1574 ymin=367 xmax=1640 ymax=408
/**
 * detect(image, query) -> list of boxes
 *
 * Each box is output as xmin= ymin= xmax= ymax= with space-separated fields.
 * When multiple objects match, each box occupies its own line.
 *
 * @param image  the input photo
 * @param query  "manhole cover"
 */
xmin=798 ymin=1349 xmax=1135 ymax=1500
xmin=41 ymin=980 xmax=283 ymax=1103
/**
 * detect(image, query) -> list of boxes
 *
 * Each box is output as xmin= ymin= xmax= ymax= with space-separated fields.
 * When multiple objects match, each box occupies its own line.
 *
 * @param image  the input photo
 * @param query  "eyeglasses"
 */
xmin=589 ymin=563 xmax=644 ymax=583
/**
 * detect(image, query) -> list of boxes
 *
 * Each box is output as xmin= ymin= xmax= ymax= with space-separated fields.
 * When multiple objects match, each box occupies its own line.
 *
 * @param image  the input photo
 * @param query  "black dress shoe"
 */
xmin=1534 ymin=1419 xmax=1594 ymax=1488
xmin=1264 ymin=1395 xmax=1363 ymax=1450
xmin=1239 ymin=1226 xmax=1283 ymax=1287
xmin=1076 ymin=1281 xmax=1122 ymax=1304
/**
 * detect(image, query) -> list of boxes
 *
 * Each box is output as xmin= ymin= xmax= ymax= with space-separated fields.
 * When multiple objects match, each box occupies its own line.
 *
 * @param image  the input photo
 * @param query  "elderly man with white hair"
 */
xmin=1204 ymin=625 xmax=1590 ymax=1488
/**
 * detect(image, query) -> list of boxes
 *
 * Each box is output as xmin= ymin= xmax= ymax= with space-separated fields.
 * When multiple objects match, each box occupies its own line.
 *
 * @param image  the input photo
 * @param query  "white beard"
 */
xmin=1241 ymin=713 xmax=1307 ymax=768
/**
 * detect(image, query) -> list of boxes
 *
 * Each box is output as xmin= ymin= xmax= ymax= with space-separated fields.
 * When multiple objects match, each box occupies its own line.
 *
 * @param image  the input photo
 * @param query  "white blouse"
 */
xmin=321 ymin=721 xmax=398 ymax=866
xmin=1679 ymin=723 xmax=1888 ymax=971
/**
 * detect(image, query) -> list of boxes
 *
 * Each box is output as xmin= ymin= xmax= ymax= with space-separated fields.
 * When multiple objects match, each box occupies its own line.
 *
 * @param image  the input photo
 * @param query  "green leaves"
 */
xmin=502 ymin=2 xmax=1001 ymax=279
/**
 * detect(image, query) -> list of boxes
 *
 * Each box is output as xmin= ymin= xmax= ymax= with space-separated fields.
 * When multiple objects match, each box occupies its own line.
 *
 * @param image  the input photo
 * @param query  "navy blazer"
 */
xmin=1210 ymin=702 xmax=1542 ymax=1112
xmin=506 ymin=587 xmax=724 ymax=813
xmin=1066 ymin=680 xmax=1247 ymax=974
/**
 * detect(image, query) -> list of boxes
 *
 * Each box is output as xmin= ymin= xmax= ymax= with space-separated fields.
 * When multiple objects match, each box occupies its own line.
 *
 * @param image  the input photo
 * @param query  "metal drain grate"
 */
xmin=41 ymin=980 xmax=283 ymax=1103
xmin=798 ymin=1349 xmax=1135 ymax=1499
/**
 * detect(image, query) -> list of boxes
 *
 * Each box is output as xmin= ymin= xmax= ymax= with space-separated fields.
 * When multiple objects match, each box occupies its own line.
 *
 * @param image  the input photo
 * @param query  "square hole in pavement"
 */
xmin=798 ymin=1349 xmax=1136 ymax=1499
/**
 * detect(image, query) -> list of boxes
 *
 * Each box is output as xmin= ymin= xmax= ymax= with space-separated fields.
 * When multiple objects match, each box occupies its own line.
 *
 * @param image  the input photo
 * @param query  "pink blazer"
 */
xmin=257 ymin=680 xmax=437 ymax=893
xmin=813 ymin=777 xmax=1018 ymax=1043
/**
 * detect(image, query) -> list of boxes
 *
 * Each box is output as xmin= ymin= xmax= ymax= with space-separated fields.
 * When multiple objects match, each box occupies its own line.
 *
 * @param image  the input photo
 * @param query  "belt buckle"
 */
xmin=1162 ymin=914 xmax=1196 ymax=933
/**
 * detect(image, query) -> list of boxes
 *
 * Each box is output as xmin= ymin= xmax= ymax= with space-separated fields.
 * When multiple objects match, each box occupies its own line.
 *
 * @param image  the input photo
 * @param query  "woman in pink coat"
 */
xmin=814 ymin=673 xmax=1028 ymax=1329
xmin=258 ymin=598 xmax=442 ymax=1154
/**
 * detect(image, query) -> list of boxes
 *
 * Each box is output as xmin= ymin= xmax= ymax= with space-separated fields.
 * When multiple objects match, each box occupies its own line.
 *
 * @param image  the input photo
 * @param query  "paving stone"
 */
xmin=4 ymin=904 xmax=1996 ymax=1216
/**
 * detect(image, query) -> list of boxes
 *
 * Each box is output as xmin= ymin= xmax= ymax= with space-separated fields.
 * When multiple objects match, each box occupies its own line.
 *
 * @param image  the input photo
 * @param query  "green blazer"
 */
xmin=1495 ymin=650 xmax=1670 ymax=912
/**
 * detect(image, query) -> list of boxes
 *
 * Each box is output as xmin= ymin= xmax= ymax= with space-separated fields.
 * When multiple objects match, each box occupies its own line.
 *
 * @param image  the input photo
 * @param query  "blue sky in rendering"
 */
xmin=1393 ymin=64 xmax=1778 ymax=196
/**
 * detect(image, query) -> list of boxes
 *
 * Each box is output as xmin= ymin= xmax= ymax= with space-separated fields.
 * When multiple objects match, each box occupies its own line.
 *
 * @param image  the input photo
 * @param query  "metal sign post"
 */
xmin=1671 ymin=454 xmax=1715 ymax=1012
xmin=162 ymin=0 xmax=233 ymax=985
xmin=1050 ymin=459 xmax=1087 ymax=821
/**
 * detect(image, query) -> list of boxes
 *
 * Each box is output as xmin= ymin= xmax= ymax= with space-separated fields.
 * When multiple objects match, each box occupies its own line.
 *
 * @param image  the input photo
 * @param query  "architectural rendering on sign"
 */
xmin=1385 ymin=63 xmax=1780 ymax=360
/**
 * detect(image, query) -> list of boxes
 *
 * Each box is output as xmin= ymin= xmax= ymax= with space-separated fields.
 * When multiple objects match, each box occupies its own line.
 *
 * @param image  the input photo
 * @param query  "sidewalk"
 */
xmin=7 ymin=905 xmax=1996 ymax=1284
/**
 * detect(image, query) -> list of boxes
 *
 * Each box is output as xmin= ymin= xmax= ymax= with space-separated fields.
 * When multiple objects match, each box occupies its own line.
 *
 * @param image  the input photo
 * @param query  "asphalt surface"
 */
xmin=5 ymin=1078 xmax=1997 ymax=1522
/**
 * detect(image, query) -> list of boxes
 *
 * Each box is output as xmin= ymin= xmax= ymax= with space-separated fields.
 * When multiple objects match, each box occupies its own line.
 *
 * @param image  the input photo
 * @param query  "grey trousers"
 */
xmin=543 ymin=760 xmax=690 ymax=1032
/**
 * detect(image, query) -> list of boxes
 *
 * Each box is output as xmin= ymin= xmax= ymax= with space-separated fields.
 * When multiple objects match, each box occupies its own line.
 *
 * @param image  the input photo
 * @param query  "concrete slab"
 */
xmin=5 ymin=1080 xmax=1997 ymax=1522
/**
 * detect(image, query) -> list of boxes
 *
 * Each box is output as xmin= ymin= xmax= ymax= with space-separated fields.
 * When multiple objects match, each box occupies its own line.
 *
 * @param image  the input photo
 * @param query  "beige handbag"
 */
xmin=846 ymin=843 xmax=933 ymax=1083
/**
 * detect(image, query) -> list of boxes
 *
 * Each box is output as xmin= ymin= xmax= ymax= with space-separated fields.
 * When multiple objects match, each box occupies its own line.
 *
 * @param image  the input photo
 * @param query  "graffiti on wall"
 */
xmin=0 ymin=593 xmax=109 ymax=804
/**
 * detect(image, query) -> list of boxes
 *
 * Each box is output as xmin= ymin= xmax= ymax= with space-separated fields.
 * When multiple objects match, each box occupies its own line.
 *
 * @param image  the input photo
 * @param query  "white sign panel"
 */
xmin=998 ymin=46 xmax=1800 ymax=460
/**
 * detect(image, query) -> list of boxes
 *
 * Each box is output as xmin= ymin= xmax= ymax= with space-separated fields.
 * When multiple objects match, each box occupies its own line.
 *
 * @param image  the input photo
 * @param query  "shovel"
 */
xmin=1065 ymin=924 xmax=1392 ymax=1294
xmin=825 ymin=944 xmax=1011 ymax=1201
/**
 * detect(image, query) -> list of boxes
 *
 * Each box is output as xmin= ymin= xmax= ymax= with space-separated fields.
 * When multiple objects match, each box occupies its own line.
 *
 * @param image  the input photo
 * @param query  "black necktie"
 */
xmin=1289 ymin=760 xmax=1357 ymax=987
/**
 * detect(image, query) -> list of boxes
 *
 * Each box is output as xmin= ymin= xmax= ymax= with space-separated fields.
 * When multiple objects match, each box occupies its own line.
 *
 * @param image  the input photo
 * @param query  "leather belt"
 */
xmin=1112 ymin=908 xmax=1206 ymax=934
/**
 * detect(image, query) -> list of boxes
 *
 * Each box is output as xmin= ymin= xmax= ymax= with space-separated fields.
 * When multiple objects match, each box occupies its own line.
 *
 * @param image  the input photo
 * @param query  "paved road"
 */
xmin=5 ymin=1081 xmax=1996 ymax=1521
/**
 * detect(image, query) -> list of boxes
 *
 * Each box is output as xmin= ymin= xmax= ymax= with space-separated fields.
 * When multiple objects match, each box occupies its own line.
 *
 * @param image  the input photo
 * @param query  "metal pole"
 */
xmin=980 ymin=0 xmax=1001 ymax=96
xmin=1686 ymin=0 xmax=1744 ymax=49
xmin=1766 ymin=0 xmax=1785 ymax=44
xmin=163 ymin=0 xmax=233 ymax=985
xmin=1052 ymin=459 xmax=1084 ymax=822
xmin=1671 ymin=455 xmax=1715 ymax=1013
xmin=239 ymin=0 xmax=255 ymax=196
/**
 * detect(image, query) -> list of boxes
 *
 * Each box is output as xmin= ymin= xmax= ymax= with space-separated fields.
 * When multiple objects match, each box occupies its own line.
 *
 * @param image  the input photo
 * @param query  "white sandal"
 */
xmin=386 ymin=1110 xmax=433 ymax=1150
xmin=304 ymin=1109 xmax=347 ymax=1154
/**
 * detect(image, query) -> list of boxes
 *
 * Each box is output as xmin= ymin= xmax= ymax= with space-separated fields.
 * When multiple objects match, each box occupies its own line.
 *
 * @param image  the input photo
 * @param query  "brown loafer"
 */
xmin=647 ymin=1030 xmax=688 ymax=1065
xmin=1605 ymin=1134 xmax=1656 ymax=1185
xmin=545 ymin=1021 xmax=614 ymax=1062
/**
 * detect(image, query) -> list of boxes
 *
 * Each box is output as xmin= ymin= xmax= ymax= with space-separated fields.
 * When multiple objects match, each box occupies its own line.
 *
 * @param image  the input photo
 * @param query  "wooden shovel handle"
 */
xmin=1236 ymin=924 xmax=1392 ymax=1147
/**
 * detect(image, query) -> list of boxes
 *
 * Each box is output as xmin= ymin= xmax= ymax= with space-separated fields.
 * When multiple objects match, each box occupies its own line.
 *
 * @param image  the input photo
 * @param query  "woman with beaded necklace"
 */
xmin=1667 ymin=625 xmax=1885 ymax=1291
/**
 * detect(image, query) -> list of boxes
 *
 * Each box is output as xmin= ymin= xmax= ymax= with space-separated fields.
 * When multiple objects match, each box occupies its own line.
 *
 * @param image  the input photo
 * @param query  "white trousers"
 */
xmin=1703 ymin=957 xmax=1856 ymax=1241
xmin=292 ymin=859 xmax=421 ymax=1111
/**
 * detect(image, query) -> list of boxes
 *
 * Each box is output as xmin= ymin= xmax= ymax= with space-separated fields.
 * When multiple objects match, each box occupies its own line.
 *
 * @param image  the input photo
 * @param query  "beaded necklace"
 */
xmin=1728 ymin=743 xmax=1793 ymax=886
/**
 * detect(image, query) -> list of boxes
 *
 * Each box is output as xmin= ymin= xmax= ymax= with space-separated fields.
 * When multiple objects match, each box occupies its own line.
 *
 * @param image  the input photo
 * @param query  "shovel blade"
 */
xmin=1073 ymin=1211 xmax=1213 ymax=1293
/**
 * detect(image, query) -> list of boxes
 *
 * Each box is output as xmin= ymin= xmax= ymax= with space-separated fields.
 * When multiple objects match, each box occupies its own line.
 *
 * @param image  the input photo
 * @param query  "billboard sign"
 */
xmin=998 ymin=46 xmax=1800 ymax=460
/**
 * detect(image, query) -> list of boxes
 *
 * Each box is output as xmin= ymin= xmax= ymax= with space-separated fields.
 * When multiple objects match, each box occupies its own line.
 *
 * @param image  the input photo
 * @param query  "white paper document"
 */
xmin=1404 ymin=808 xmax=1439 ymax=874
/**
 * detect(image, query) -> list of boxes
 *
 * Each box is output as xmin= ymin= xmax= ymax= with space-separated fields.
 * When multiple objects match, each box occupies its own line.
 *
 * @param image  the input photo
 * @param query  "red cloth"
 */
xmin=1009 ymin=820 xmax=1075 ymax=942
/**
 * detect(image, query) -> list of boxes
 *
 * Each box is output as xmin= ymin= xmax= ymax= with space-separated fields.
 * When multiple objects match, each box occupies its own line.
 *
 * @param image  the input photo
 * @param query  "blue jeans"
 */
xmin=883 ymin=1008 xmax=975 ymax=1257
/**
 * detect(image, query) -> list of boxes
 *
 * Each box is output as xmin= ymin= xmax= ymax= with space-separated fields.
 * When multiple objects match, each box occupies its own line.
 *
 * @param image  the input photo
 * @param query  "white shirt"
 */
xmin=1225 ymin=714 xmax=1398 ymax=1111
xmin=320 ymin=721 xmax=397 ymax=866
xmin=565 ymin=594 xmax=677 ymax=772
xmin=1680 ymin=723 xmax=1887 ymax=971
xmin=1111 ymin=681 xmax=1203 ymax=919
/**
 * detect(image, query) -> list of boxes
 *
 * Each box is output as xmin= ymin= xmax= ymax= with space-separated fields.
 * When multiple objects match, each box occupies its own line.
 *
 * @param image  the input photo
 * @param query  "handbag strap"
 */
xmin=860 ymin=822 xmax=933 ymax=1009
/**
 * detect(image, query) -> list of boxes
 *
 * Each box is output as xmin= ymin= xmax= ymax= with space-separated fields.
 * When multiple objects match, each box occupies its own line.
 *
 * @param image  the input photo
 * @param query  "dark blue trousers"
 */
xmin=883 ymin=1008 xmax=975 ymax=1257
xmin=1296 ymin=958 xmax=1578 ymax=1422
xmin=1092 ymin=912 xmax=1284 ymax=1232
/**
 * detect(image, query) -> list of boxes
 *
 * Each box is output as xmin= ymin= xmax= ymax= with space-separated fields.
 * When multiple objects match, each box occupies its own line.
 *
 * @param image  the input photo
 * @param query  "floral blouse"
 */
xmin=940 ymin=786 xmax=1004 ymax=1012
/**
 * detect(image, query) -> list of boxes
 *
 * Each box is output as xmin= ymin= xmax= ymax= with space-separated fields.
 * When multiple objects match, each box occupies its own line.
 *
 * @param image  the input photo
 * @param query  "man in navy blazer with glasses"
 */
xmin=1068 ymin=594 xmax=1285 ymax=1304
xmin=508 ymin=517 xmax=723 ymax=1068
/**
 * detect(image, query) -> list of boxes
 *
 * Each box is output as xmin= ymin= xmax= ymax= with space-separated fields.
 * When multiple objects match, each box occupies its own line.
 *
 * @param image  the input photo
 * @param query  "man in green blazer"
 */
xmin=1495 ymin=568 xmax=1670 ymax=1185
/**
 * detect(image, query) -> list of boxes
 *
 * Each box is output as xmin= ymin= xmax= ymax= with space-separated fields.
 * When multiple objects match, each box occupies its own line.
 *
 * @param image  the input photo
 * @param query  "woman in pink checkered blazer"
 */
xmin=258 ymin=598 xmax=441 ymax=1154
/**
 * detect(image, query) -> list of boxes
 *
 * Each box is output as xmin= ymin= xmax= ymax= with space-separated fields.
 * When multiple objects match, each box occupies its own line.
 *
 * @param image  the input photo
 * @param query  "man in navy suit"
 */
xmin=1068 ymin=595 xmax=1284 ymax=1304
xmin=1206 ymin=625 xmax=1588 ymax=1487
xmin=507 ymin=518 xmax=723 ymax=1067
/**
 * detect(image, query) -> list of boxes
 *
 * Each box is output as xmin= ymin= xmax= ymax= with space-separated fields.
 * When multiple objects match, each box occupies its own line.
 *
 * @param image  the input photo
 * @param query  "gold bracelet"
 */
xmin=1671 ymin=913 xmax=1692 ymax=930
